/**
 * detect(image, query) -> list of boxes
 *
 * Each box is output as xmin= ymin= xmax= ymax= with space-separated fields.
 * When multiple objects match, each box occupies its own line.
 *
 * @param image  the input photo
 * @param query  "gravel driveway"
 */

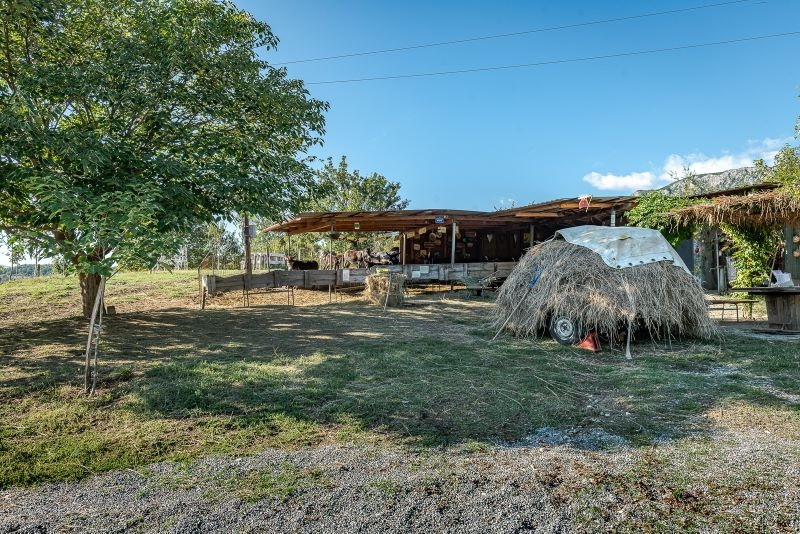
xmin=2 ymin=431 xmax=798 ymax=533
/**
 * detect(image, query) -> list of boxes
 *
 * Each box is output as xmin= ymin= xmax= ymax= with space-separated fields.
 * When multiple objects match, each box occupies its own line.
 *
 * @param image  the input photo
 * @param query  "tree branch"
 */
xmin=1 ymin=17 xmax=17 ymax=92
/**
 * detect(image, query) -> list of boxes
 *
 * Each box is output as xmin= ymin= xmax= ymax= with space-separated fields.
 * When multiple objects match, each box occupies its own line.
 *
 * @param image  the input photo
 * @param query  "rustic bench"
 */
xmin=707 ymin=298 xmax=756 ymax=322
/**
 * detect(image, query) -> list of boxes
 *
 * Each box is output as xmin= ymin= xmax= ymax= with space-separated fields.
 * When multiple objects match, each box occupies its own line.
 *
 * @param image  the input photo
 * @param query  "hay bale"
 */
xmin=492 ymin=240 xmax=716 ymax=341
xmin=364 ymin=273 xmax=406 ymax=306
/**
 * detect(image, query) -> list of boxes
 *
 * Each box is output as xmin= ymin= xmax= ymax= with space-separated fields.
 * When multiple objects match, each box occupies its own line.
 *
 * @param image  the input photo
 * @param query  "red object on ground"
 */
xmin=576 ymin=331 xmax=601 ymax=352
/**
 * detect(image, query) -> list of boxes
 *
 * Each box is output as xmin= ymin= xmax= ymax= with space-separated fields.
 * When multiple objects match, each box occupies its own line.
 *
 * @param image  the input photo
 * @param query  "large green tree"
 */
xmin=756 ymin=143 xmax=800 ymax=190
xmin=0 ymin=0 xmax=327 ymax=315
xmin=308 ymin=156 xmax=409 ymax=251
xmin=311 ymin=156 xmax=409 ymax=213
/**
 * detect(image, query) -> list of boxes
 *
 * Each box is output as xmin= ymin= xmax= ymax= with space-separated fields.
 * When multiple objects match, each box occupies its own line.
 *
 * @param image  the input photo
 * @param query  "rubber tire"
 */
xmin=549 ymin=317 xmax=581 ymax=345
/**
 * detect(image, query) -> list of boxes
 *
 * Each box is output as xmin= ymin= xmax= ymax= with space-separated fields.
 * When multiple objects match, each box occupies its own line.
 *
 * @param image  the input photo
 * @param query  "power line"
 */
xmin=306 ymin=30 xmax=799 ymax=85
xmin=276 ymin=0 xmax=759 ymax=65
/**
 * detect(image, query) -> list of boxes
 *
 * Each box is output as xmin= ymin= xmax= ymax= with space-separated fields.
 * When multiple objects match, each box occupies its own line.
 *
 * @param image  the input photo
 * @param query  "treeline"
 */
xmin=0 ymin=264 xmax=54 ymax=281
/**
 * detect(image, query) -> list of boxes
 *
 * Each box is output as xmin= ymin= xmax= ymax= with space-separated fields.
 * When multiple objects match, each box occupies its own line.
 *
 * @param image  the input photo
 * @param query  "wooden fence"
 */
xmin=202 ymin=261 xmax=517 ymax=295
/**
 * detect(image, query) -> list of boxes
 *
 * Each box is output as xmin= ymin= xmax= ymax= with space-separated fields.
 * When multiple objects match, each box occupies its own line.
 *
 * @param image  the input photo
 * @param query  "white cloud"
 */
xmin=495 ymin=197 xmax=518 ymax=209
xmin=583 ymin=137 xmax=792 ymax=192
xmin=583 ymin=171 xmax=657 ymax=190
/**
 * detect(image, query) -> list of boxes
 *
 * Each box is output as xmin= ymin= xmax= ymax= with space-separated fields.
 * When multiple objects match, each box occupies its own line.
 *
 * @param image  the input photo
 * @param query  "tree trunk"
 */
xmin=79 ymin=272 xmax=102 ymax=318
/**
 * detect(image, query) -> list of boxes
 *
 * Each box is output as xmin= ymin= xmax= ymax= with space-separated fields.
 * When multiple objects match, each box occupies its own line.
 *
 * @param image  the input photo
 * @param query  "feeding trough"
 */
xmin=364 ymin=271 xmax=407 ymax=307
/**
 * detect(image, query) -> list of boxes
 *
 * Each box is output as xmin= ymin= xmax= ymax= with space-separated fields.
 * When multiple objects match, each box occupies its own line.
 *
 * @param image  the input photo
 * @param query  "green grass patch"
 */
xmin=236 ymin=463 xmax=331 ymax=502
xmin=1 ymin=273 xmax=799 ymax=490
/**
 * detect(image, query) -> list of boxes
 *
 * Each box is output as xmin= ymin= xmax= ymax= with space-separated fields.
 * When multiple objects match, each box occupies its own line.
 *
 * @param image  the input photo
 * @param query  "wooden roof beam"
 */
xmin=556 ymin=202 xmax=620 ymax=209
xmin=510 ymin=212 xmax=562 ymax=218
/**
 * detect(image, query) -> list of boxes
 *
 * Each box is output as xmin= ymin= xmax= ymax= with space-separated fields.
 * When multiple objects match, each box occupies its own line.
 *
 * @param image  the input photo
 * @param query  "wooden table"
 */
xmin=729 ymin=287 xmax=800 ymax=331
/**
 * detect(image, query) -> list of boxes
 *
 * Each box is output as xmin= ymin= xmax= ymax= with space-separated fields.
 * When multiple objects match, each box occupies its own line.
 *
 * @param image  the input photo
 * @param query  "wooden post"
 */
xmin=329 ymin=223 xmax=334 ymax=269
xmin=402 ymin=233 xmax=407 ymax=266
xmin=451 ymin=221 xmax=457 ymax=265
xmin=529 ymin=223 xmax=534 ymax=247
xmin=327 ymin=223 xmax=334 ymax=302
xmin=610 ymin=208 xmax=616 ymax=227
xmin=243 ymin=214 xmax=252 ymax=275
xmin=266 ymin=233 xmax=271 ymax=272
xmin=715 ymin=230 xmax=722 ymax=293
xmin=83 ymin=277 xmax=106 ymax=394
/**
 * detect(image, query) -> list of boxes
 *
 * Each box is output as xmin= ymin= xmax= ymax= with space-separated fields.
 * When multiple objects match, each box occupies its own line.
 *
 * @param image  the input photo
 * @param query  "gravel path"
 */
xmin=2 ymin=431 xmax=798 ymax=533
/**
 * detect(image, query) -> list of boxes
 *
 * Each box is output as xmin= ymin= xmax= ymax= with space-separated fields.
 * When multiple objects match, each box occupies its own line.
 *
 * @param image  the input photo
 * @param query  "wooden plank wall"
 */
xmin=202 ymin=261 xmax=517 ymax=295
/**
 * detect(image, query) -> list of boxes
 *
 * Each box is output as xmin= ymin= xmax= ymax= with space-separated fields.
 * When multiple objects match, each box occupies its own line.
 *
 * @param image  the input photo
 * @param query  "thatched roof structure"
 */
xmin=670 ymin=189 xmax=800 ymax=228
xmin=492 ymin=238 xmax=716 ymax=342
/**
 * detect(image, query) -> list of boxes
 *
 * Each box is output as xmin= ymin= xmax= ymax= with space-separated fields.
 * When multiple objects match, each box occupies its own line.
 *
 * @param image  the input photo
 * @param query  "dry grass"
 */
xmin=363 ymin=273 xmax=406 ymax=306
xmin=1 ymin=269 xmax=798 ymax=526
xmin=493 ymin=240 xmax=716 ymax=342
xmin=671 ymin=189 xmax=800 ymax=227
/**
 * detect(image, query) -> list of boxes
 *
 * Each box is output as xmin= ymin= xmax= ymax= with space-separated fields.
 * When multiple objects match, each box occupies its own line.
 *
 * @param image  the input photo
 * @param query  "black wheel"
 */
xmin=549 ymin=317 xmax=581 ymax=345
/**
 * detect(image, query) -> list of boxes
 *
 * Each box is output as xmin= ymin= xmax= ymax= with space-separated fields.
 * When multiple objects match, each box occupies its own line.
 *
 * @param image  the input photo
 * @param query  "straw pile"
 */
xmin=670 ymin=189 xmax=800 ymax=228
xmin=364 ymin=273 xmax=406 ymax=306
xmin=492 ymin=240 xmax=716 ymax=342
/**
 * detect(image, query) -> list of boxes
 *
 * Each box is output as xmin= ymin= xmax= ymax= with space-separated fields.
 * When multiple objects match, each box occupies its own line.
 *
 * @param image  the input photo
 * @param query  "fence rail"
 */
xmin=202 ymin=261 xmax=517 ymax=295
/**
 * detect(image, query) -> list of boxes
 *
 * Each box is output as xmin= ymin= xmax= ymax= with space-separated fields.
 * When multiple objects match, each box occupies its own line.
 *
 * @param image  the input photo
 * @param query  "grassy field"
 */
xmin=1 ymin=271 xmax=799 ymax=527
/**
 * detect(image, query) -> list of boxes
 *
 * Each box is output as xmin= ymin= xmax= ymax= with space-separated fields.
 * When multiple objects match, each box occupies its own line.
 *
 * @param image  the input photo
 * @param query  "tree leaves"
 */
xmin=625 ymin=192 xmax=704 ymax=247
xmin=0 ymin=0 xmax=327 ymax=276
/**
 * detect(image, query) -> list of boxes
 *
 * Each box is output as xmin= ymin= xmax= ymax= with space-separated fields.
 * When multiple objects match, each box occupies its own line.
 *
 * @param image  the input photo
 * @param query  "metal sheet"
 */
xmin=555 ymin=225 xmax=691 ymax=274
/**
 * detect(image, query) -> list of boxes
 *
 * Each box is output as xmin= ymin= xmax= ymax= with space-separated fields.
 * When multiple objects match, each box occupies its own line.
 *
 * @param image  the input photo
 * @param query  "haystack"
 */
xmin=364 ymin=273 xmax=406 ymax=306
xmin=492 ymin=229 xmax=716 ymax=342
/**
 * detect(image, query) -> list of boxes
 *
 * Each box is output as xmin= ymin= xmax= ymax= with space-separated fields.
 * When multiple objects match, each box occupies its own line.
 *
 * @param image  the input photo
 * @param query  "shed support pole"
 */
xmin=529 ymin=223 xmax=534 ymax=247
xmin=610 ymin=208 xmax=616 ymax=227
xmin=714 ymin=230 xmax=722 ymax=293
xmin=266 ymin=233 xmax=271 ymax=272
xmin=329 ymin=224 xmax=334 ymax=300
xmin=243 ymin=214 xmax=252 ymax=275
xmin=402 ymin=233 xmax=406 ymax=265
xmin=451 ymin=221 xmax=457 ymax=265
xmin=329 ymin=224 xmax=334 ymax=268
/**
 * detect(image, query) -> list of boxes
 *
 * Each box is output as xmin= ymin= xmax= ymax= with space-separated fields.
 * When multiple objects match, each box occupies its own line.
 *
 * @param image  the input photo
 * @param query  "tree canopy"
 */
xmin=310 ymin=156 xmax=409 ymax=213
xmin=305 ymin=156 xmax=409 ymax=251
xmin=0 ymin=0 xmax=327 ymax=314
xmin=756 ymin=144 xmax=800 ymax=192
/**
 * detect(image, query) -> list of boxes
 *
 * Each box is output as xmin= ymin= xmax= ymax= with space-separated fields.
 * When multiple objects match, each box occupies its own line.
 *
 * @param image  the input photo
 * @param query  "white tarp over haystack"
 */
xmin=554 ymin=225 xmax=690 ymax=274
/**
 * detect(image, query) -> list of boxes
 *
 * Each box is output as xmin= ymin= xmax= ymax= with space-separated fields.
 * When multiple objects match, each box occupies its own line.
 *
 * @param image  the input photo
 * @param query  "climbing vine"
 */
xmin=720 ymin=224 xmax=783 ymax=288
xmin=626 ymin=192 xmax=705 ymax=246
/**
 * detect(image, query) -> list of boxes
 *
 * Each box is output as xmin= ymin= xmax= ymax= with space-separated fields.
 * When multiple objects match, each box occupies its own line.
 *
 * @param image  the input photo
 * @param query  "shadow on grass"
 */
xmin=2 ymin=300 xmax=799 ymax=466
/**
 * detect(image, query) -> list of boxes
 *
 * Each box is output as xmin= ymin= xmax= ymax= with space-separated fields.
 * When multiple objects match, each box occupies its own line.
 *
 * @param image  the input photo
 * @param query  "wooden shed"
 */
xmin=265 ymin=195 xmax=635 ymax=265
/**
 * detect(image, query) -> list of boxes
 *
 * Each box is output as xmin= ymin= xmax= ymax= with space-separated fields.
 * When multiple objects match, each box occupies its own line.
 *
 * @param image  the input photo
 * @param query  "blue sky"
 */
xmin=243 ymin=0 xmax=800 ymax=209
xmin=3 ymin=0 xmax=799 ymax=264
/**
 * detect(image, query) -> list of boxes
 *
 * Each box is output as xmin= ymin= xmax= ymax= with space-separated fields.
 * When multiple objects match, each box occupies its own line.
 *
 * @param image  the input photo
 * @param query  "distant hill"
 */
xmin=635 ymin=167 xmax=765 ymax=197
